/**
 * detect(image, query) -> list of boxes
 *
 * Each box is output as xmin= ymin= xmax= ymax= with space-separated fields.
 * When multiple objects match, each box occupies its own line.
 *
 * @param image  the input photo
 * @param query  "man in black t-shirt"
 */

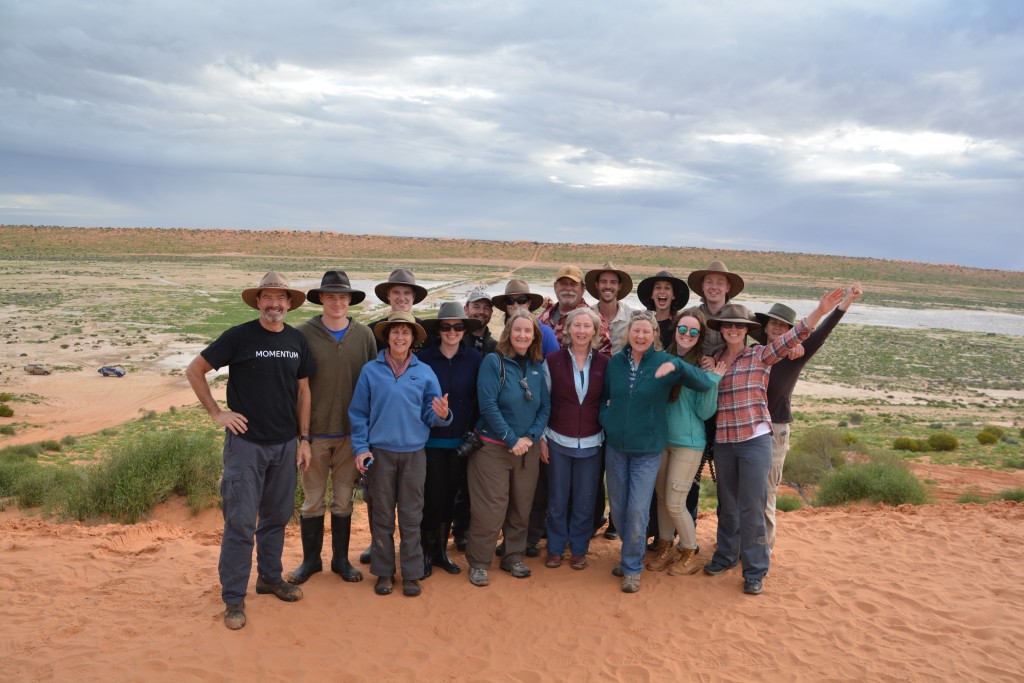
xmin=186 ymin=271 xmax=316 ymax=631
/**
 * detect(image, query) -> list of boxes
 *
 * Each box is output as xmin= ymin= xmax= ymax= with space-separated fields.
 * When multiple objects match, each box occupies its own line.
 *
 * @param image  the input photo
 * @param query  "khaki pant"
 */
xmin=299 ymin=436 xmax=359 ymax=517
xmin=655 ymin=445 xmax=704 ymax=549
xmin=765 ymin=423 xmax=791 ymax=550
xmin=465 ymin=441 xmax=540 ymax=569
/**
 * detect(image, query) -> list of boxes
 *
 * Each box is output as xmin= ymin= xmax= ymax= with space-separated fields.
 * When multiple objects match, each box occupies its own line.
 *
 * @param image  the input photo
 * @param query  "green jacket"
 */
xmin=600 ymin=346 xmax=712 ymax=454
xmin=297 ymin=316 xmax=377 ymax=436
xmin=666 ymin=368 xmax=722 ymax=450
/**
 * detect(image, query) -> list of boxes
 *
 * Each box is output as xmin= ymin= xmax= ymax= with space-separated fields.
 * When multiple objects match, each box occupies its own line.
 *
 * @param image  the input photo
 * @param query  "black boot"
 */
xmin=432 ymin=521 xmax=462 ymax=575
xmin=359 ymin=495 xmax=373 ymax=564
xmin=287 ymin=516 xmax=324 ymax=585
xmin=330 ymin=514 xmax=364 ymax=582
xmin=421 ymin=527 xmax=437 ymax=579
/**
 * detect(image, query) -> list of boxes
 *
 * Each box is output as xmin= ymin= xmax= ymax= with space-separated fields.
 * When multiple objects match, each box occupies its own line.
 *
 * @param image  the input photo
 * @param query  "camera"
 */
xmin=455 ymin=430 xmax=483 ymax=458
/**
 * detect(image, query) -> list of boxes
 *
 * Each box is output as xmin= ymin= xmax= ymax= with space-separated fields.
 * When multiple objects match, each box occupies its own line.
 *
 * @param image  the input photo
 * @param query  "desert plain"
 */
xmin=1 ymin=225 xmax=1023 ymax=682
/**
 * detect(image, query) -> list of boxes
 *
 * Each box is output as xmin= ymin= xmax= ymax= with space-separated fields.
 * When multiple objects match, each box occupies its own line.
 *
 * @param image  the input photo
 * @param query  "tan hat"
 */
xmin=554 ymin=265 xmax=584 ymax=283
xmin=687 ymin=260 xmax=745 ymax=300
xmin=373 ymin=311 xmax=427 ymax=345
xmin=491 ymin=279 xmax=544 ymax=312
xmin=374 ymin=268 xmax=428 ymax=304
xmin=241 ymin=271 xmax=306 ymax=311
xmin=584 ymin=262 xmax=633 ymax=300
xmin=706 ymin=303 xmax=760 ymax=332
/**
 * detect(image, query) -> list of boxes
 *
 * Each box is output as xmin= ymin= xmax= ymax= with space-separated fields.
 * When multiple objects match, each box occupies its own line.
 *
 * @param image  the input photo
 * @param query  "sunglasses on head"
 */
xmin=676 ymin=326 xmax=701 ymax=337
xmin=508 ymin=295 xmax=532 ymax=305
xmin=438 ymin=322 xmax=466 ymax=332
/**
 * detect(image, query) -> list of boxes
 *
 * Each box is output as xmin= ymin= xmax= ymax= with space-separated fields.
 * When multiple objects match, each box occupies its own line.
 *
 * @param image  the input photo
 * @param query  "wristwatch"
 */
xmin=298 ymin=435 xmax=312 ymax=443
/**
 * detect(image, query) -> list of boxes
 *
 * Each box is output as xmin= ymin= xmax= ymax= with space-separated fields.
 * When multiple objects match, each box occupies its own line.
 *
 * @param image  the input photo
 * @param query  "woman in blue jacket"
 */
xmin=646 ymin=308 xmax=725 ymax=576
xmin=600 ymin=310 xmax=713 ymax=593
xmin=465 ymin=310 xmax=551 ymax=588
xmin=418 ymin=302 xmax=483 ymax=577
xmin=351 ymin=312 xmax=452 ymax=598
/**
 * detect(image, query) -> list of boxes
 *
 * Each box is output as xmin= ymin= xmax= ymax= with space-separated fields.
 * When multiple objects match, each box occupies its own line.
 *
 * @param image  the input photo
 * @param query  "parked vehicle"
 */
xmin=98 ymin=365 xmax=126 ymax=377
xmin=24 ymin=363 xmax=52 ymax=375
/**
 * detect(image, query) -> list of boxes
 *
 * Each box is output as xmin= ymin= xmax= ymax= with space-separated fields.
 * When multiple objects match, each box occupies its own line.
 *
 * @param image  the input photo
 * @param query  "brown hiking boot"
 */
xmin=224 ymin=601 xmax=246 ymax=630
xmin=667 ymin=547 xmax=701 ymax=576
xmin=645 ymin=539 xmax=681 ymax=572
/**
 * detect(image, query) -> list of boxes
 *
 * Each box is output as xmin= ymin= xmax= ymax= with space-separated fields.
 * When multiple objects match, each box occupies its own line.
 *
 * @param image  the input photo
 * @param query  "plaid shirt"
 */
xmin=713 ymin=320 xmax=810 ymax=443
xmin=537 ymin=301 xmax=613 ymax=356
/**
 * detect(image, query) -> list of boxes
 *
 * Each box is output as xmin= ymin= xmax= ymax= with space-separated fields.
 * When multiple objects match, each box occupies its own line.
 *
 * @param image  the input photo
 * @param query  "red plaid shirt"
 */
xmin=537 ymin=301 xmax=613 ymax=356
xmin=713 ymin=321 xmax=810 ymax=443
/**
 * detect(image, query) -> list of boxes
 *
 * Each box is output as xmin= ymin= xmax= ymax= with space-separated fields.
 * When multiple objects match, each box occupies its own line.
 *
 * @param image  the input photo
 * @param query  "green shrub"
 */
xmin=837 ymin=420 xmax=848 ymax=428
xmin=1004 ymin=456 xmax=1024 ymax=469
xmin=775 ymin=495 xmax=804 ymax=512
xmin=927 ymin=433 xmax=958 ymax=452
xmin=928 ymin=422 xmax=944 ymax=430
xmin=60 ymin=435 xmax=78 ymax=446
xmin=976 ymin=431 xmax=999 ymax=445
xmin=39 ymin=439 xmax=62 ymax=452
xmin=0 ymin=426 xmax=14 ymax=436
xmin=995 ymin=488 xmax=1024 ymax=503
xmin=816 ymin=454 xmax=928 ymax=506
xmin=981 ymin=425 xmax=1006 ymax=438
xmin=0 ymin=392 xmax=13 ymax=402
xmin=848 ymin=411 xmax=865 ymax=426
xmin=956 ymin=493 xmax=987 ymax=504
xmin=0 ymin=404 xmax=13 ymax=418
xmin=1020 ymin=427 xmax=1024 ymax=438
xmin=893 ymin=437 xmax=927 ymax=452
xmin=841 ymin=432 xmax=858 ymax=446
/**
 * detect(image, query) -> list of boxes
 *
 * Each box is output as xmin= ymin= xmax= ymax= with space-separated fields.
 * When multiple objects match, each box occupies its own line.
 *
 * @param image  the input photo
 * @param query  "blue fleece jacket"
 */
xmin=349 ymin=350 xmax=453 ymax=454
xmin=477 ymin=353 xmax=550 ymax=448
xmin=666 ymin=368 xmax=722 ymax=450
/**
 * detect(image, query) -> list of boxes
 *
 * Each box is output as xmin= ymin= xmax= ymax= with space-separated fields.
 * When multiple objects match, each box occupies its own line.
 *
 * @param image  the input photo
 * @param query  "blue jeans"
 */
xmin=219 ymin=432 xmax=297 ymax=604
xmin=711 ymin=434 xmax=772 ymax=580
xmin=546 ymin=442 xmax=602 ymax=557
xmin=605 ymin=445 xmax=662 ymax=576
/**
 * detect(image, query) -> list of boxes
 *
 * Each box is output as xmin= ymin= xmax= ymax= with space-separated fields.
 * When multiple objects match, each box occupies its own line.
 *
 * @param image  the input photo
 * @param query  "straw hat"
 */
xmin=584 ymin=262 xmax=633 ymax=300
xmin=306 ymin=270 xmax=366 ymax=306
xmin=687 ymin=260 xmax=745 ymax=299
xmin=706 ymin=303 xmax=761 ymax=332
xmin=241 ymin=271 xmax=306 ymax=311
xmin=636 ymin=271 xmax=689 ymax=311
xmin=491 ymin=279 xmax=544 ymax=312
xmin=422 ymin=301 xmax=483 ymax=335
xmin=374 ymin=268 xmax=428 ymax=304
xmin=373 ymin=311 xmax=427 ymax=345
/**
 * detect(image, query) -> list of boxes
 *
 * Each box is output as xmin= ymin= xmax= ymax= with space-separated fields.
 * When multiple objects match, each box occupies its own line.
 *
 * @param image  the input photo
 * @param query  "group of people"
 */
xmin=187 ymin=260 xmax=862 ymax=630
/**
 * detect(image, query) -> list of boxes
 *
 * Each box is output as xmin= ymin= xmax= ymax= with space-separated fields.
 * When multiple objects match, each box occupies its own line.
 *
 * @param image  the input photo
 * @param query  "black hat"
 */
xmin=636 ymin=271 xmax=689 ymax=312
xmin=307 ymin=270 xmax=366 ymax=306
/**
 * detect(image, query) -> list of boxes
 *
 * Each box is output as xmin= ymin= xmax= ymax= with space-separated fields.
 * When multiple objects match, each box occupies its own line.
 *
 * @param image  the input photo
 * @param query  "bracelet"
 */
xmin=298 ymin=435 xmax=312 ymax=443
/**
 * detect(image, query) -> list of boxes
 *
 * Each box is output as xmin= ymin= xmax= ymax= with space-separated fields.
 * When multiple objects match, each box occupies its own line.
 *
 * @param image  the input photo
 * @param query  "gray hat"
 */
xmin=706 ymin=303 xmax=760 ymax=332
xmin=374 ymin=268 xmax=428 ymax=304
xmin=465 ymin=289 xmax=493 ymax=306
xmin=755 ymin=303 xmax=797 ymax=328
xmin=422 ymin=301 xmax=483 ymax=335
xmin=307 ymin=270 xmax=366 ymax=306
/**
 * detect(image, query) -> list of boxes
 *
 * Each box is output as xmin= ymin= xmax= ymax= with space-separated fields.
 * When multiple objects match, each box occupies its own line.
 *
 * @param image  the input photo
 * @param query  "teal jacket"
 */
xmin=600 ymin=346 xmax=712 ymax=454
xmin=666 ymin=368 xmax=722 ymax=450
xmin=477 ymin=353 xmax=550 ymax=448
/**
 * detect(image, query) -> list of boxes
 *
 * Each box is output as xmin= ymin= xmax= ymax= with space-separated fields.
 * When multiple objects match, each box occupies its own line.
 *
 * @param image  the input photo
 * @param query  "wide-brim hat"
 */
xmin=584 ymin=262 xmax=633 ymax=300
xmin=373 ymin=311 xmax=427 ymax=346
xmin=241 ymin=271 xmax=306 ymax=311
xmin=374 ymin=268 xmax=428 ymax=304
xmin=754 ymin=303 xmax=797 ymax=328
xmin=687 ymin=260 xmax=745 ymax=299
xmin=307 ymin=270 xmax=366 ymax=306
xmin=636 ymin=271 xmax=690 ymax=311
xmin=491 ymin=279 xmax=544 ymax=312
xmin=422 ymin=301 xmax=483 ymax=335
xmin=707 ymin=303 xmax=761 ymax=332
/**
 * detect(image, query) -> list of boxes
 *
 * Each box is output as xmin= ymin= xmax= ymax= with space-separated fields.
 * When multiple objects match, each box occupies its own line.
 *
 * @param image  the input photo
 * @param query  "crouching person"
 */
xmin=186 ymin=272 xmax=315 ymax=630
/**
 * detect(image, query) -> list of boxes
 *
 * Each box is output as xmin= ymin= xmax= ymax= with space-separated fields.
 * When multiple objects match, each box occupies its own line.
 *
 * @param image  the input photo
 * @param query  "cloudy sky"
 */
xmin=1 ymin=1 xmax=1021 ymax=270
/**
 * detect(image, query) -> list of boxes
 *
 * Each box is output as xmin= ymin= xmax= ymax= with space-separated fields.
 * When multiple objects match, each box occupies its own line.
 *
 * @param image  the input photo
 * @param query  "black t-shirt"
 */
xmin=201 ymin=319 xmax=316 ymax=444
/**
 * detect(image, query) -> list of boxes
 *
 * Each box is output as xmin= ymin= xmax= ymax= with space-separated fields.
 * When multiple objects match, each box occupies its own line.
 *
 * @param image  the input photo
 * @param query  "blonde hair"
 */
xmin=560 ymin=308 xmax=602 ymax=349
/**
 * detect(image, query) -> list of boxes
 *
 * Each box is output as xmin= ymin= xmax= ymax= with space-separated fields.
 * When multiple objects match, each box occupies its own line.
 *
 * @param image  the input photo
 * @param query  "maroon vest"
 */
xmin=546 ymin=349 xmax=608 ymax=438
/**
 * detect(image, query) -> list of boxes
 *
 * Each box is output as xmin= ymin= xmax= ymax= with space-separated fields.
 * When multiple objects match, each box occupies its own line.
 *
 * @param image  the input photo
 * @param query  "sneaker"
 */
xmin=621 ymin=574 xmax=641 ymax=593
xmin=570 ymin=555 xmax=588 ymax=570
xmin=703 ymin=560 xmax=735 ymax=576
xmin=743 ymin=578 xmax=763 ymax=595
xmin=525 ymin=543 xmax=541 ymax=558
xmin=255 ymin=576 xmax=303 ymax=602
xmin=468 ymin=567 xmax=489 ymax=587
xmin=374 ymin=576 xmax=394 ymax=596
xmin=224 ymin=601 xmax=246 ymax=630
xmin=499 ymin=560 xmax=532 ymax=578
xmin=544 ymin=554 xmax=562 ymax=569
xmin=402 ymin=579 xmax=421 ymax=597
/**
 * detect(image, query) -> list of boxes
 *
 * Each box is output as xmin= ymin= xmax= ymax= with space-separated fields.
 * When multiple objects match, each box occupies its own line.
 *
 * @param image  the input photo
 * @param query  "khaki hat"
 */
xmin=687 ymin=260 xmax=745 ymax=300
xmin=374 ymin=268 xmax=428 ymax=304
xmin=706 ymin=303 xmax=761 ymax=332
xmin=491 ymin=279 xmax=544 ymax=312
xmin=373 ymin=311 xmax=427 ymax=345
xmin=241 ymin=271 xmax=306 ymax=311
xmin=584 ymin=262 xmax=633 ymax=301
xmin=422 ymin=301 xmax=483 ymax=335
xmin=755 ymin=303 xmax=797 ymax=328
xmin=636 ymin=271 xmax=689 ymax=312
xmin=307 ymin=270 xmax=366 ymax=306
xmin=554 ymin=265 xmax=584 ymax=283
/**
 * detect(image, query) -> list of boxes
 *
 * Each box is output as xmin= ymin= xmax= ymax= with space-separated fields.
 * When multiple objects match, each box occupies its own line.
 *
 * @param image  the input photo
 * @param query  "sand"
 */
xmin=2 ymin=500 xmax=1023 ymax=682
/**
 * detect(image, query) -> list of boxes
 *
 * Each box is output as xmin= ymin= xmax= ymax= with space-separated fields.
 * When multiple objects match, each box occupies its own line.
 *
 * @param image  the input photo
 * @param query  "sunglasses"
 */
xmin=518 ymin=377 xmax=534 ymax=401
xmin=508 ymin=295 xmax=532 ymax=306
xmin=720 ymin=322 xmax=748 ymax=329
xmin=676 ymin=326 xmax=701 ymax=337
xmin=438 ymin=322 xmax=466 ymax=332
